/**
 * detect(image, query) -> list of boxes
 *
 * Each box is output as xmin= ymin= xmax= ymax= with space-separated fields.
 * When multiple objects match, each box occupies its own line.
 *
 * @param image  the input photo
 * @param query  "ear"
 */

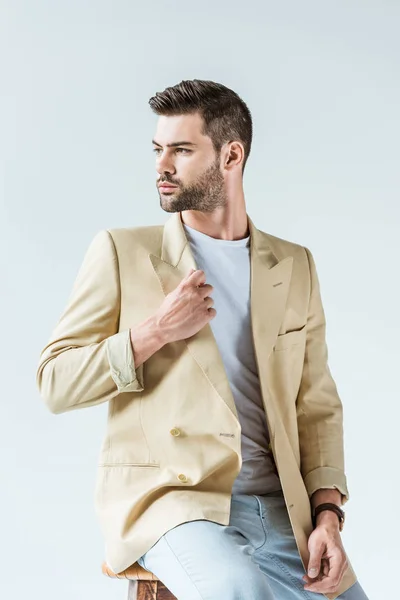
xmin=225 ymin=141 xmax=244 ymax=169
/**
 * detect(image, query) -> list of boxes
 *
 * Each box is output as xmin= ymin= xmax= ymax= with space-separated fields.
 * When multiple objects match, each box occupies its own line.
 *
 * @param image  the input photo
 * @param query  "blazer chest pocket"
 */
xmin=274 ymin=325 xmax=306 ymax=352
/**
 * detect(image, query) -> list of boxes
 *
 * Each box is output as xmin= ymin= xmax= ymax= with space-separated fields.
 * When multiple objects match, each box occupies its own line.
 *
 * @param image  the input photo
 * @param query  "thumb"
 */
xmin=307 ymin=543 xmax=324 ymax=578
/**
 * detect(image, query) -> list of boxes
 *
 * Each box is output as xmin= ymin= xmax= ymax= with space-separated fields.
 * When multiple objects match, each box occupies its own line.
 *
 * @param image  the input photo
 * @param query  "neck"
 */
xmin=180 ymin=205 xmax=249 ymax=241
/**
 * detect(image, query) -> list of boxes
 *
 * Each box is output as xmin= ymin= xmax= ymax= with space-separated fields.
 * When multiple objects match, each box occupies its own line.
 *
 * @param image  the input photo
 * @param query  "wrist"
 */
xmin=312 ymin=502 xmax=345 ymax=531
xmin=148 ymin=313 xmax=169 ymax=347
xmin=128 ymin=315 xmax=167 ymax=370
xmin=144 ymin=314 xmax=168 ymax=349
xmin=315 ymin=510 xmax=341 ymax=529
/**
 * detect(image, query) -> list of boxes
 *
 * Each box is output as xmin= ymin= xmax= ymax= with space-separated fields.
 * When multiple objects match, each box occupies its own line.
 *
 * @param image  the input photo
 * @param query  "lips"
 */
xmin=159 ymin=184 xmax=177 ymax=188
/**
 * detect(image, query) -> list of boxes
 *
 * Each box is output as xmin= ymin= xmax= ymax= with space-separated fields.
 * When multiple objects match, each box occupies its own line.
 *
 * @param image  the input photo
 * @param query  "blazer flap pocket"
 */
xmin=274 ymin=325 xmax=306 ymax=351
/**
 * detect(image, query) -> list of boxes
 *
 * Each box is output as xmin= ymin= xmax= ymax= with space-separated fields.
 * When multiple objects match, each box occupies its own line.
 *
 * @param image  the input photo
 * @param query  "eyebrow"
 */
xmin=152 ymin=139 xmax=197 ymax=148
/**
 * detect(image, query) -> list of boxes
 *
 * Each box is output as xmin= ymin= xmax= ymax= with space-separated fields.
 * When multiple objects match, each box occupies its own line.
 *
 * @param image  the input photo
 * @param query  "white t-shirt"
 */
xmin=183 ymin=222 xmax=282 ymax=495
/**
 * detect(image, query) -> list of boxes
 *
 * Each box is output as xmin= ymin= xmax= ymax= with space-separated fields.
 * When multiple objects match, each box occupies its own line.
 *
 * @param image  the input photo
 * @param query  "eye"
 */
xmin=152 ymin=148 xmax=192 ymax=154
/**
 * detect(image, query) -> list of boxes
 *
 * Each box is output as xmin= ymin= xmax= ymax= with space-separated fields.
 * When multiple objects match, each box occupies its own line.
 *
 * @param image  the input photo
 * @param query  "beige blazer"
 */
xmin=36 ymin=212 xmax=357 ymax=599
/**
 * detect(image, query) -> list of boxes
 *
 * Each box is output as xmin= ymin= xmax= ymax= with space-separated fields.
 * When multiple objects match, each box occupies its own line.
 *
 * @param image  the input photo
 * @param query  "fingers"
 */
xmin=182 ymin=268 xmax=196 ymax=282
xmin=322 ymin=557 xmax=330 ymax=572
xmin=181 ymin=270 xmax=215 ymax=318
xmin=182 ymin=269 xmax=211 ymax=292
xmin=203 ymin=296 xmax=214 ymax=309
xmin=198 ymin=284 xmax=213 ymax=298
xmin=189 ymin=269 xmax=207 ymax=286
xmin=303 ymin=557 xmax=328 ymax=584
xmin=304 ymin=553 xmax=345 ymax=593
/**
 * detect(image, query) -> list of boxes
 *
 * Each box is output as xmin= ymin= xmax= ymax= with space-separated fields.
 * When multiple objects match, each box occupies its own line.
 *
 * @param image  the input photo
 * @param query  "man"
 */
xmin=36 ymin=79 xmax=369 ymax=599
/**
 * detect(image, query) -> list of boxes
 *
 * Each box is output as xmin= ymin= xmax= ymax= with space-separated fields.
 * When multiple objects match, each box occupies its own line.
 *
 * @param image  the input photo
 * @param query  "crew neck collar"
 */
xmin=182 ymin=222 xmax=250 ymax=247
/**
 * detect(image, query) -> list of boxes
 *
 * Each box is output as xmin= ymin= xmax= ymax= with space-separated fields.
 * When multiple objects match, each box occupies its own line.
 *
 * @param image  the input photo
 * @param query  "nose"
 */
xmin=156 ymin=153 xmax=176 ymax=176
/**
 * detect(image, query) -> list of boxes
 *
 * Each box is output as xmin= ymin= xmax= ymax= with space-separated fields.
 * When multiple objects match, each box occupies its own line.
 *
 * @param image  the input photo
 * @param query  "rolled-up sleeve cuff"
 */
xmin=303 ymin=466 xmax=350 ymax=505
xmin=106 ymin=330 xmax=144 ymax=393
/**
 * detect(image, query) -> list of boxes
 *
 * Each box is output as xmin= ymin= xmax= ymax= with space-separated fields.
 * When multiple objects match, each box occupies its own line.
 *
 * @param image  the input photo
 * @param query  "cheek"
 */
xmin=176 ymin=167 xmax=195 ymax=186
xmin=182 ymin=161 xmax=208 ymax=183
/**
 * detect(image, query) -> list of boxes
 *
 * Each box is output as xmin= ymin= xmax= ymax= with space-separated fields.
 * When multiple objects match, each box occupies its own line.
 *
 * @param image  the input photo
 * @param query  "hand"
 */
xmin=155 ymin=269 xmax=216 ymax=344
xmin=303 ymin=514 xmax=348 ymax=594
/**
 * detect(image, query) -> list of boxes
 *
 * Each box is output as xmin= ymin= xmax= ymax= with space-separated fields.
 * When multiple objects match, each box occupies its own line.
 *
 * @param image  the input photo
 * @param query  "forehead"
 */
xmin=153 ymin=113 xmax=210 ymax=146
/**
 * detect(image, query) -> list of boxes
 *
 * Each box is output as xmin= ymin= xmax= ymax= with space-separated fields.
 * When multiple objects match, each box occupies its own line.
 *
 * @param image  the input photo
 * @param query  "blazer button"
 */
xmin=170 ymin=428 xmax=181 ymax=437
xmin=177 ymin=473 xmax=188 ymax=483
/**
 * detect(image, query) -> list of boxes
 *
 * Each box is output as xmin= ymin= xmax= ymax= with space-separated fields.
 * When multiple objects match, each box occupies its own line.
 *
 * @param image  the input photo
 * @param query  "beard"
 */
xmin=158 ymin=156 xmax=228 ymax=213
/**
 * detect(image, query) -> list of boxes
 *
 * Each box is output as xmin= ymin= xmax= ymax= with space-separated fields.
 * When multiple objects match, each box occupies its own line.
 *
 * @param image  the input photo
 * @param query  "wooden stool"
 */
xmin=102 ymin=561 xmax=177 ymax=599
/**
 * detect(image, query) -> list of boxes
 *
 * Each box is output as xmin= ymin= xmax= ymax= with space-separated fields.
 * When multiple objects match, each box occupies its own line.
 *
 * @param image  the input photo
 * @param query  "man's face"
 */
xmin=153 ymin=112 xmax=228 ymax=213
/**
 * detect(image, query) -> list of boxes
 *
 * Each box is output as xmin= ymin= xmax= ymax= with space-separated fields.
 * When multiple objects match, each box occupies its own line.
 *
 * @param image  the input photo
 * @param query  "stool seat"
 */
xmin=102 ymin=560 xmax=177 ymax=599
xmin=102 ymin=561 xmax=159 ymax=581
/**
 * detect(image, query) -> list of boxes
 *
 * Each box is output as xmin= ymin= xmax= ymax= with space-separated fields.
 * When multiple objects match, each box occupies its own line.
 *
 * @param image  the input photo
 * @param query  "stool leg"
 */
xmin=157 ymin=582 xmax=177 ymax=599
xmin=130 ymin=580 xmax=157 ymax=600
xmin=127 ymin=580 xmax=137 ymax=600
xmin=128 ymin=580 xmax=177 ymax=600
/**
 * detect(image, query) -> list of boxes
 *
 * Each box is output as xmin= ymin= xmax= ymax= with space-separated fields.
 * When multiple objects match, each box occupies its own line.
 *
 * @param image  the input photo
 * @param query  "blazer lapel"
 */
xmin=149 ymin=212 xmax=293 ymax=430
xmin=248 ymin=216 xmax=294 ymax=436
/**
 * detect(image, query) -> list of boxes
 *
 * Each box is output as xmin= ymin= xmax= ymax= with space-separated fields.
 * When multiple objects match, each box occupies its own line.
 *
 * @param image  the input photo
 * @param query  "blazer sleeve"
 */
xmin=296 ymin=246 xmax=350 ymax=505
xmin=36 ymin=229 xmax=144 ymax=415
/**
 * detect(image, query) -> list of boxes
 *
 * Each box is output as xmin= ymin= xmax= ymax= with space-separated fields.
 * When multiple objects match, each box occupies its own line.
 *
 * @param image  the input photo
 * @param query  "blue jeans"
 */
xmin=137 ymin=490 xmax=369 ymax=599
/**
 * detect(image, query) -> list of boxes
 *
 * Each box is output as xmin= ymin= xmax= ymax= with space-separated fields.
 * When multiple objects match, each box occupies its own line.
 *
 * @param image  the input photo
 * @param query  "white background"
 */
xmin=1 ymin=2 xmax=399 ymax=599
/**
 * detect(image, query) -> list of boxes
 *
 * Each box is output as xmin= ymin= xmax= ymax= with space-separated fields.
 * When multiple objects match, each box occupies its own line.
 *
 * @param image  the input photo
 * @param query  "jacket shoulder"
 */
xmin=258 ymin=228 xmax=308 ymax=262
xmin=104 ymin=223 xmax=164 ymax=253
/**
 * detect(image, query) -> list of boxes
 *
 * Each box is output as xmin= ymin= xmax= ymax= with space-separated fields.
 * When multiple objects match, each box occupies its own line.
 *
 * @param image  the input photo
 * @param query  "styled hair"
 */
xmin=148 ymin=79 xmax=253 ymax=173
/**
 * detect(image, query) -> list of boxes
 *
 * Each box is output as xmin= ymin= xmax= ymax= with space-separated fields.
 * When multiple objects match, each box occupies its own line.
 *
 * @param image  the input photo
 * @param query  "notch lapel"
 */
xmin=149 ymin=212 xmax=239 ymax=420
xmin=149 ymin=212 xmax=293 ymax=430
xmin=249 ymin=217 xmax=294 ymax=436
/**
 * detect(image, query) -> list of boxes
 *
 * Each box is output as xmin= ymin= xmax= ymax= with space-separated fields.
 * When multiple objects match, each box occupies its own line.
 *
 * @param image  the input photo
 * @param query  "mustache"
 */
xmin=158 ymin=178 xmax=179 ymax=185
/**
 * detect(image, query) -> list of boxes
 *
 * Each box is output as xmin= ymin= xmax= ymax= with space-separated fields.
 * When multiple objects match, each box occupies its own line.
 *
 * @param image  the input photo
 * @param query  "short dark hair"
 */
xmin=148 ymin=79 xmax=253 ymax=173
